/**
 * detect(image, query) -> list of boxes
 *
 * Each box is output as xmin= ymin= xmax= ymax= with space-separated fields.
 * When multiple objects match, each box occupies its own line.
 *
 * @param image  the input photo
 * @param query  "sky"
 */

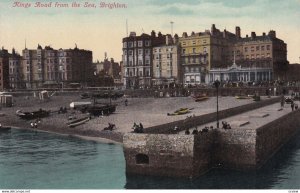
xmin=0 ymin=0 xmax=300 ymax=63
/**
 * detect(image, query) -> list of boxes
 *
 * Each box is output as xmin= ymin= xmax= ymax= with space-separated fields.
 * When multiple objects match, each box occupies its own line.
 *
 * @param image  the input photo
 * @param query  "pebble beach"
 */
xmin=0 ymin=93 xmax=259 ymax=143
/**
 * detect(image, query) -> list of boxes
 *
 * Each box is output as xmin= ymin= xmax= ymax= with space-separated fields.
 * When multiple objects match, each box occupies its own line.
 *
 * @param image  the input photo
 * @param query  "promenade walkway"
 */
xmin=181 ymin=101 xmax=299 ymax=133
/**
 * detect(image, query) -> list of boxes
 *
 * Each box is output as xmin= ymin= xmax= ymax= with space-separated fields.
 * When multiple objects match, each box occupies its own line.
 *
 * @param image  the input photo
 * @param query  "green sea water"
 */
xmin=0 ymin=129 xmax=125 ymax=189
xmin=1 ymin=128 xmax=300 ymax=189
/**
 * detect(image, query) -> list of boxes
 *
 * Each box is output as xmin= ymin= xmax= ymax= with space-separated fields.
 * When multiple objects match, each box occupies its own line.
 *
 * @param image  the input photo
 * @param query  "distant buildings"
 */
xmin=21 ymin=45 xmax=93 ymax=89
xmin=122 ymin=31 xmax=165 ymax=89
xmin=94 ymin=55 xmax=122 ymax=86
xmin=0 ymin=47 xmax=10 ymax=91
xmin=122 ymin=24 xmax=289 ymax=88
xmin=9 ymin=48 xmax=23 ymax=89
xmin=152 ymin=34 xmax=181 ymax=86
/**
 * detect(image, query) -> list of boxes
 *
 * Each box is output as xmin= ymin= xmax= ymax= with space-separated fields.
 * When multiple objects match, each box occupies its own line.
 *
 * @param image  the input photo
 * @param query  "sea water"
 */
xmin=1 ymin=128 xmax=300 ymax=189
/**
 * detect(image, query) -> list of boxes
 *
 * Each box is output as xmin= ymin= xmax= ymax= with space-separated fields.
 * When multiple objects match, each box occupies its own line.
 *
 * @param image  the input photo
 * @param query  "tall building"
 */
xmin=58 ymin=46 xmax=93 ymax=87
xmin=21 ymin=45 xmax=93 ymax=88
xmin=152 ymin=34 xmax=181 ymax=86
xmin=179 ymin=31 xmax=211 ymax=85
xmin=9 ymin=48 xmax=23 ymax=89
xmin=179 ymin=24 xmax=288 ymax=85
xmin=0 ymin=47 xmax=10 ymax=91
xmin=122 ymin=31 xmax=165 ymax=89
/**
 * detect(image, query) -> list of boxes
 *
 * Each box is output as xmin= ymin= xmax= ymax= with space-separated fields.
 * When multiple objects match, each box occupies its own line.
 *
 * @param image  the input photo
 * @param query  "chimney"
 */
xmin=235 ymin=26 xmax=241 ymax=38
xmin=268 ymin=30 xmax=276 ymax=38
xmin=263 ymin=32 xmax=266 ymax=36
xmin=151 ymin=30 xmax=156 ymax=37
xmin=182 ymin=32 xmax=188 ymax=38
xmin=158 ymin=31 xmax=162 ymax=37
xmin=251 ymin=32 xmax=256 ymax=39
xmin=129 ymin=32 xmax=136 ymax=37
xmin=173 ymin=34 xmax=179 ymax=43
xmin=246 ymin=34 xmax=248 ymax=38
xmin=223 ymin=29 xmax=227 ymax=38
xmin=166 ymin=34 xmax=173 ymax=45
xmin=211 ymin=24 xmax=216 ymax=35
xmin=191 ymin=31 xmax=195 ymax=36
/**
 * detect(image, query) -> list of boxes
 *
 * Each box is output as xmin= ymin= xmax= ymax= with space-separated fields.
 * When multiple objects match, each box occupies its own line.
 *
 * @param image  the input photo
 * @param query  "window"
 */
xmin=256 ymin=54 xmax=260 ymax=58
xmin=267 ymin=45 xmax=270 ymax=50
xmin=193 ymin=48 xmax=196 ymax=53
xmin=138 ymin=60 xmax=143 ymax=65
xmin=145 ymin=41 xmax=150 ymax=46
xmin=129 ymin=50 xmax=133 ymax=56
xmin=182 ymin=42 xmax=186 ymax=46
xmin=203 ymin=47 xmax=207 ymax=53
xmin=124 ymin=51 xmax=127 ymax=55
xmin=203 ymin=39 xmax=207 ymax=44
xmin=192 ymin=40 xmax=196 ymax=45
xmin=267 ymin=53 xmax=270 ymax=58
xmin=244 ymin=47 xmax=248 ymax=52
xmin=261 ymin=46 xmax=265 ymax=51
xmin=145 ymin=59 xmax=150 ymax=65
xmin=145 ymin=49 xmax=150 ymax=55
xmin=251 ymin=46 xmax=254 ymax=52
xmin=138 ymin=49 xmax=143 ymax=55
xmin=256 ymin=46 xmax=260 ymax=51
xmin=182 ymin=49 xmax=186 ymax=54
xmin=138 ymin=41 xmax=143 ymax=47
xmin=128 ymin=42 xmax=133 ymax=48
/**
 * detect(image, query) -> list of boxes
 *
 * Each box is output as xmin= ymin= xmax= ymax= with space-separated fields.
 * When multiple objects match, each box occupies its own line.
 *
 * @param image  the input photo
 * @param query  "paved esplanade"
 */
xmin=180 ymin=101 xmax=298 ymax=133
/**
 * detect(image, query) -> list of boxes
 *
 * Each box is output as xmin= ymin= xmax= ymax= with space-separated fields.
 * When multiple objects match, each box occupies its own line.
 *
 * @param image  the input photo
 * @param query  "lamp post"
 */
xmin=214 ymin=79 xmax=220 ymax=128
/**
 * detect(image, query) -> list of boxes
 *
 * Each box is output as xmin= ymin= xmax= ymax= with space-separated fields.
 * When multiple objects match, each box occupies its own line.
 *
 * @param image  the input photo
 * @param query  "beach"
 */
xmin=0 ymin=93 xmax=260 ymax=143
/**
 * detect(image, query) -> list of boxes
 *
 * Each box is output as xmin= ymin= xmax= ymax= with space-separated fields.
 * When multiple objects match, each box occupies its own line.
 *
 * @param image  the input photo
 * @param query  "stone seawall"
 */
xmin=144 ymin=97 xmax=280 ymax=134
xmin=256 ymin=109 xmax=300 ymax=167
xmin=123 ymin=134 xmax=195 ymax=178
xmin=123 ymin=109 xmax=300 ymax=178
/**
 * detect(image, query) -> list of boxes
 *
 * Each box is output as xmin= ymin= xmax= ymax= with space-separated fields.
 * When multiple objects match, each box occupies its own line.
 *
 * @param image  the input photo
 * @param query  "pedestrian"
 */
xmin=173 ymin=126 xmax=178 ymax=133
xmin=192 ymin=128 xmax=198 ymax=135
xmin=185 ymin=128 xmax=190 ymax=135
xmin=295 ymin=104 xmax=298 ymax=110
xmin=124 ymin=99 xmax=128 ymax=106
xmin=280 ymin=95 xmax=284 ymax=108
xmin=291 ymin=102 xmax=295 ymax=111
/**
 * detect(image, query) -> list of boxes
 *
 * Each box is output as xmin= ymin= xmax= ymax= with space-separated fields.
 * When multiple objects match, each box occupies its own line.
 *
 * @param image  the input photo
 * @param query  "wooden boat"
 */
xmin=194 ymin=96 xmax=209 ymax=102
xmin=67 ymin=116 xmax=90 ymax=127
xmin=0 ymin=125 xmax=11 ymax=132
xmin=16 ymin=109 xmax=50 ymax=120
xmin=168 ymin=108 xmax=190 ymax=116
xmin=80 ymin=104 xmax=116 ymax=116
xmin=235 ymin=95 xmax=251 ymax=99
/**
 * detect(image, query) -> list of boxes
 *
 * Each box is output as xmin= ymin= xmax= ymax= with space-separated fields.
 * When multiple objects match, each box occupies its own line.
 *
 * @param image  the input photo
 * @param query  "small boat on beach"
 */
xmin=194 ymin=96 xmax=209 ymax=102
xmin=67 ymin=116 xmax=90 ymax=127
xmin=16 ymin=109 xmax=50 ymax=120
xmin=235 ymin=95 xmax=252 ymax=99
xmin=80 ymin=104 xmax=116 ymax=116
xmin=0 ymin=125 xmax=11 ymax=132
xmin=167 ymin=108 xmax=191 ymax=116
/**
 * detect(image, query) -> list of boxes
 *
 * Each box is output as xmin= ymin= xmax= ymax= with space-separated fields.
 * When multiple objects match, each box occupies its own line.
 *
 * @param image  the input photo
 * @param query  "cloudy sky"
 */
xmin=0 ymin=0 xmax=299 ymax=63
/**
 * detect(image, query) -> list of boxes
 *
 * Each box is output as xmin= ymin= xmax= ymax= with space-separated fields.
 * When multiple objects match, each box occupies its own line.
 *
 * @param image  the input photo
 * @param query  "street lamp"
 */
xmin=214 ymin=79 xmax=220 ymax=128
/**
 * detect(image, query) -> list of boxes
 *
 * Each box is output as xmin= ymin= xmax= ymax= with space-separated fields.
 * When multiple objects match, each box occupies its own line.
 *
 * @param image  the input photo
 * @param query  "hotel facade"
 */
xmin=122 ymin=25 xmax=288 ymax=88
